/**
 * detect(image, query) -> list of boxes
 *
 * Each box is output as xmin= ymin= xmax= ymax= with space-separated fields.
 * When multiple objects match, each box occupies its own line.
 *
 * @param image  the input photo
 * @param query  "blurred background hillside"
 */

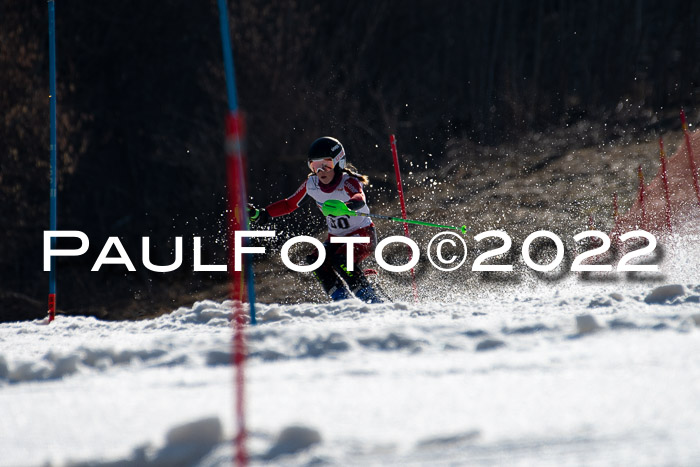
xmin=2 ymin=1 xmax=699 ymax=320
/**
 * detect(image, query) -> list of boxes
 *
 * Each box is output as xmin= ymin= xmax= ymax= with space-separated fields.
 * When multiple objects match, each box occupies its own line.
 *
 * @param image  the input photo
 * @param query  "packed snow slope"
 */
xmin=1 ymin=232 xmax=699 ymax=466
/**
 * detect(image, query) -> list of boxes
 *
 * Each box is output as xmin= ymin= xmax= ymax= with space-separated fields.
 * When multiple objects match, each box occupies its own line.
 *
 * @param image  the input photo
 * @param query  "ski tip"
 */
xmin=461 ymin=225 xmax=468 ymax=235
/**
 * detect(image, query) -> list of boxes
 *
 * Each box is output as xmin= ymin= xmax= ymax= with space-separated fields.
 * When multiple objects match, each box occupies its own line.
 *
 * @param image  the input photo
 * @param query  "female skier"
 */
xmin=248 ymin=136 xmax=383 ymax=303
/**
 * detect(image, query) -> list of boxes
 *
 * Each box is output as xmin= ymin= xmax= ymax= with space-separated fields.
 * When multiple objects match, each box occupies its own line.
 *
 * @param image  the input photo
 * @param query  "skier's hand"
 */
xmin=247 ymin=203 xmax=270 ymax=224
xmin=322 ymin=199 xmax=352 ymax=217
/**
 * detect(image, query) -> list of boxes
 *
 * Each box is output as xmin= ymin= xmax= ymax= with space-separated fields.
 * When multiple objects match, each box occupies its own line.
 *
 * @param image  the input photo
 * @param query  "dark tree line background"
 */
xmin=2 ymin=0 xmax=698 ymax=320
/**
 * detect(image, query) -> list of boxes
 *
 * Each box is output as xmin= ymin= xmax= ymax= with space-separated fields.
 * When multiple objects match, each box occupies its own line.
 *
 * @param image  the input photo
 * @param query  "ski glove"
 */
xmin=247 ymin=203 xmax=270 ymax=224
xmin=322 ymin=199 xmax=354 ymax=217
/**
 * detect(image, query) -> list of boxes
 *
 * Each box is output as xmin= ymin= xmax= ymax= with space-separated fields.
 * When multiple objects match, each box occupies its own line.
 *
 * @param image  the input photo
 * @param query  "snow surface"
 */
xmin=1 ymin=233 xmax=699 ymax=466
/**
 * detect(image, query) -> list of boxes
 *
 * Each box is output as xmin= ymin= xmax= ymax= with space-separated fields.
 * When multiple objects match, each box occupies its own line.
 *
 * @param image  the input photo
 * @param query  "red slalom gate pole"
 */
xmin=612 ymin=192 xmax=620 ymax=249
xmin=226 ymin=113 xmax=248 ymax=303
xmin=225 ymin=111 xmax=248 ymax=467
xmin=48 ymin=294 xmax=56 ymax=323
xmin=680 ymin=109 xmax=700 ymax=208
xmin=586 ymin=211 xmax=602 ymax=249
xmin=218 ymin=0 xmax=253 ymax=464
xmin=48 ymin=0 xmax=58 ymax=323
xmin=390 ymin=134 xmax=419 ymax=302
xmin=637 ymin=166 xmax=646 ymax=229
xmin=658 ymin=137 xmax=673 ymax=233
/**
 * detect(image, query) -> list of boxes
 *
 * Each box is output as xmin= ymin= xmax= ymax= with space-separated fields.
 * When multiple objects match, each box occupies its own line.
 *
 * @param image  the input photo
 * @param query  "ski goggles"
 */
xmin=308 ymin=148 xmax=345 ymax=173
xmin=308 ymin=157 xmax=335 ymax=174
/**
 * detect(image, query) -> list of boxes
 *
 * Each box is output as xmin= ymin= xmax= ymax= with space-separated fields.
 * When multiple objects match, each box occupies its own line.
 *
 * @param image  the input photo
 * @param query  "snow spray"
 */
xmin=680 ymin=108 xmax=700 ymax=208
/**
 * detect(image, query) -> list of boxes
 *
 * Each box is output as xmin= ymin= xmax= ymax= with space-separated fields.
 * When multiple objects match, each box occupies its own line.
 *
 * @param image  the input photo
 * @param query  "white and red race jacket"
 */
xmin=266 ymin=173 xmax=373 ymax=236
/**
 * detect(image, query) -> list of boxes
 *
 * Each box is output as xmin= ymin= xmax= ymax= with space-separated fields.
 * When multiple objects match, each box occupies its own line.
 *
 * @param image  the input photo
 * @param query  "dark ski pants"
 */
xmin=307 ymin=226 xmax=377 ymax=298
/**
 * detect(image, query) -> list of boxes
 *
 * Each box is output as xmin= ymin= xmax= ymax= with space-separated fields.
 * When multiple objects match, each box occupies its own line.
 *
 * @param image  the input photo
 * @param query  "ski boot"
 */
xmin=331 ymin=256 xmax=384 ymax=304
xmin=354 ymin=285 xmax=383 ymax=304
xmin=329 ymin=283 xmax=351 ymax=301
xmin=309 ymin=259 xmax=351 ymax=302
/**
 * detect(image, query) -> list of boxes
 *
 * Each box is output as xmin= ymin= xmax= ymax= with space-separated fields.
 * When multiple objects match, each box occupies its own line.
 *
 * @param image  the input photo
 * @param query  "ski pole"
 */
xmin=322 ymin=200 xmax=469 ymax=235
xmin=359 ymin=212 xmax=469 ymax=235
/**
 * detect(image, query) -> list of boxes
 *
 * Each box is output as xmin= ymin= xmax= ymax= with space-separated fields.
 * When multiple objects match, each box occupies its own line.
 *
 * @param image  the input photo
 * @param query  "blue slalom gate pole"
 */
xmin=218 ymin=0 xmax=238 ymax=112
xmin=48 ymin=0 xmax=58 ymax=322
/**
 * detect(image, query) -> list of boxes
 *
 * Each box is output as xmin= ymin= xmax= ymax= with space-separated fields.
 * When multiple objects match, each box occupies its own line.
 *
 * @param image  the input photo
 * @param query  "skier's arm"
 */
xmin=344 ymin=178 xmax=366 ymax=211
xmin=265 ymin=182 xmax=308 ymax=217
xmin=250 ymin=181 xmax=309 ymax=225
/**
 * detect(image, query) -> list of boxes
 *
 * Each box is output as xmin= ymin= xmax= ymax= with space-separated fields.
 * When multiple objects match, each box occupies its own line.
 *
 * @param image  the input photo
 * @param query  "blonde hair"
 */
xmin=342 ymin=163 xmax=370 ymax=185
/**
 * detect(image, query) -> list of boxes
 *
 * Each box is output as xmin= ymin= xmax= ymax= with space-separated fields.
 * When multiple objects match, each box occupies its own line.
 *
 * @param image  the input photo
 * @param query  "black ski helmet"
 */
xmin=308 ymin=136 xmax=346 ymax=171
